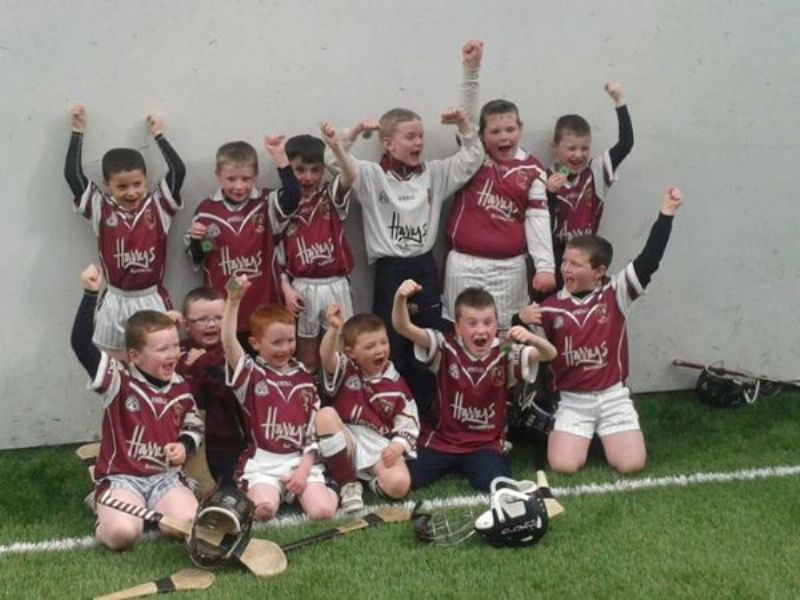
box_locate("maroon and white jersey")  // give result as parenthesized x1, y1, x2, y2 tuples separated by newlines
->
(325, 353, 419, 454)
(414, 330, 537, 454)
(279, 182, 354, 279)
(540, 263, 644, 393)
(191, 188, 290, 331)
(227, 354, 319, 459)
(75, 180, 179, 292)
(447, 151, 552, 270)
(548, 151, 615, 256)
(89, 353, 203, 480)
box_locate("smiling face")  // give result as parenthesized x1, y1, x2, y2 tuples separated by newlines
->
(383, 119, 424, 167)
(481, 112, 523, 163)
(345, 328, 390, 378)
(128, 326, 181, 381)
(454, 305, 498, 358)
(561, 247, 606, 294)
(184, 298, 225, 348)
(552, 132, 592, 175)
(250, 322, 296, 370)
(290, 158, 325, 198)
(216, 163, 257, 203)
(106, 169, 148, 210)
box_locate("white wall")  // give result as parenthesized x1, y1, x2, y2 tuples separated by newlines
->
(1, 0, 798, 449)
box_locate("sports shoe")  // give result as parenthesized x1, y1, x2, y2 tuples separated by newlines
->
(340, 481, 364, 513)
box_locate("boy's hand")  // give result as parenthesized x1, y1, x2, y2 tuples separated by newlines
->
(660, 187, 683, 216)
(164, 442, 186, 466)
(70, 104, 86, 133)
(507, 325, 536, 345)
(165, 310, 183, 325)
(184, 347, 207, 367)
(325, 304, 345, 330)
(440, 107, 468, 128)
(518, 302, 543, 326)
(395, 279, 422, 300)
(546, 171, 568, 193)
(283, 463, 310, 496)
(281, 281, 306, 317)
(381, 442, 404, 468)
(462, 39, 484, 70)
(80, 264, 103, 292)
(320, 121, 341, 147)
(188, 221, 209, 240)
(146, 114, 164, 137)
(532, 272, 556, 294)
(264, 134, 287, 160)
(225, 275, 251, 301)
(604, 82, 625, 107)
(350, 118, 380, 141)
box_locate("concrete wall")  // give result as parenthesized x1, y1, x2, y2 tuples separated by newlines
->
(1, 0, 798, 449)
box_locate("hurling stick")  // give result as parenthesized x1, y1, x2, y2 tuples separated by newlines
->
(97, 491, 287, 578)
(673, 358, 800, 390)
(536, 470, 565, 518)
(280, 504, 417, 552)
(94, 569, 214, 600)
(76, 442, 101, 481)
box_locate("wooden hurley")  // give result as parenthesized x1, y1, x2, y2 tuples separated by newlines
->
(97, 491, 287, 578)
(536, 470, 565, 518)
(94, 569, 214, 600)
(280, 504, 417, 552)
(76, 442, 101, 482)
(673, 358, 800, 390)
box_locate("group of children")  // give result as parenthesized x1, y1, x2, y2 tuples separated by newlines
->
(66, 39, 683, 551)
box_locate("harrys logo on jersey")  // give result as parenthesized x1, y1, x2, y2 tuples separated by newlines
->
(388, 212, 427, 246)
(218, 246, 262, 277)
(451, 391, 495, 430)
(126, 425, 167, 469)
(295, 238, 335, 266)
(476, 179, 518, 221)
(114, 239, 156, 271)
(261, 406, 304, 447)
(561, 336, 608, 370)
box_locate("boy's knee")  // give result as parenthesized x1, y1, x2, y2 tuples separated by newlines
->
(609, 455, 646, 474)
(254, 501, 277, 522)
(378, 472, 411, 499)
(315, 407, 340, 432)
(304, 502, 337, 521)
(97, 520, 142, 550)
(548, 453, 586, 475)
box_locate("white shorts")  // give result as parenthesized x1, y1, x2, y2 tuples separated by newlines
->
(240, 448, 326, 501)
(94, 285, 167, 353)
(442, 251, 528, 330)
(344, 425, 415, 479)
(553, 383, 641, 439)
(293, 276, 353, 339)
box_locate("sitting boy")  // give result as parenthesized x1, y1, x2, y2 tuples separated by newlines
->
(221, 275, 337, 521)
(278, 123, 356, 376)
(64, 105, 185, 360)
(316, 305, 419, 513)
(177, 287, 247, 492)
(392, 282, 556, 491)
(534, 188, 683, 474)
(71, 264, 203, 550)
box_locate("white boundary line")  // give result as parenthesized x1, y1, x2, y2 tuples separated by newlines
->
(3, 464, 799, 556)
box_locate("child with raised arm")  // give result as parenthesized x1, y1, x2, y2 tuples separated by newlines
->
(64, 105, 186, 359)
(392, 281, 556, 491)
(187, 137, 300, 348)
(315, 305, 419, 513)
(533, 188, 683, 475)
(71, 265, 203, 551)
(546, 83, 634, 285)
(221, 275, 337, 521)
(177, 287, 247, 492)
(443, 42, 556, 331)
(277, 122, 357, 376)
(327, 40, 485, 410)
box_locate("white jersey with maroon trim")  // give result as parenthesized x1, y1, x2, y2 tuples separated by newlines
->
(279, 181, 354, 279)
(325, 353, 419, 453)
(75, 180, 179, 291)
(89, 353, 203, 480)
(447, 150, 552, 266)
(414, 330, 537, 454)
(540, 263, 644, 393)
(548, 151, 615, 256)
(191, 188, 290, 331)
(227, 354, 319, 460)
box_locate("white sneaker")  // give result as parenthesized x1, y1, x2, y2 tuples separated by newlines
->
(340, 481, 364, 513)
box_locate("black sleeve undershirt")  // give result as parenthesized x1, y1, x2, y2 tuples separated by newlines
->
(71, 290, 101, 376)
(64, 132, 89, 198)
(155, 134, 185, 198)
(187, 238, 205, 265)
(632, 212, 673, 288)
(608, 105, 633, 171)
(276, 165, 300, 215)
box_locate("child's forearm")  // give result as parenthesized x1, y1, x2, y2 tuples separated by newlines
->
(609, 105, 633, 171)
(71, 290, 101, 376)
(460, 62, 480, 127)
(64, 132, 89, 197)
(155, 135, 186, 198)
(525, 209, 555, 273)
(528, 333, 557, 363)
(391, 296, 430, 348)
(631, 212, 673, 287)
(221, 299, 244, 368)
(277, 165, 301, 215)
(327, 142, 356, 192)
(319, 326, 340, 374)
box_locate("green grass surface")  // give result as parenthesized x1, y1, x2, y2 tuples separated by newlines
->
(1, 391, 799, 599)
